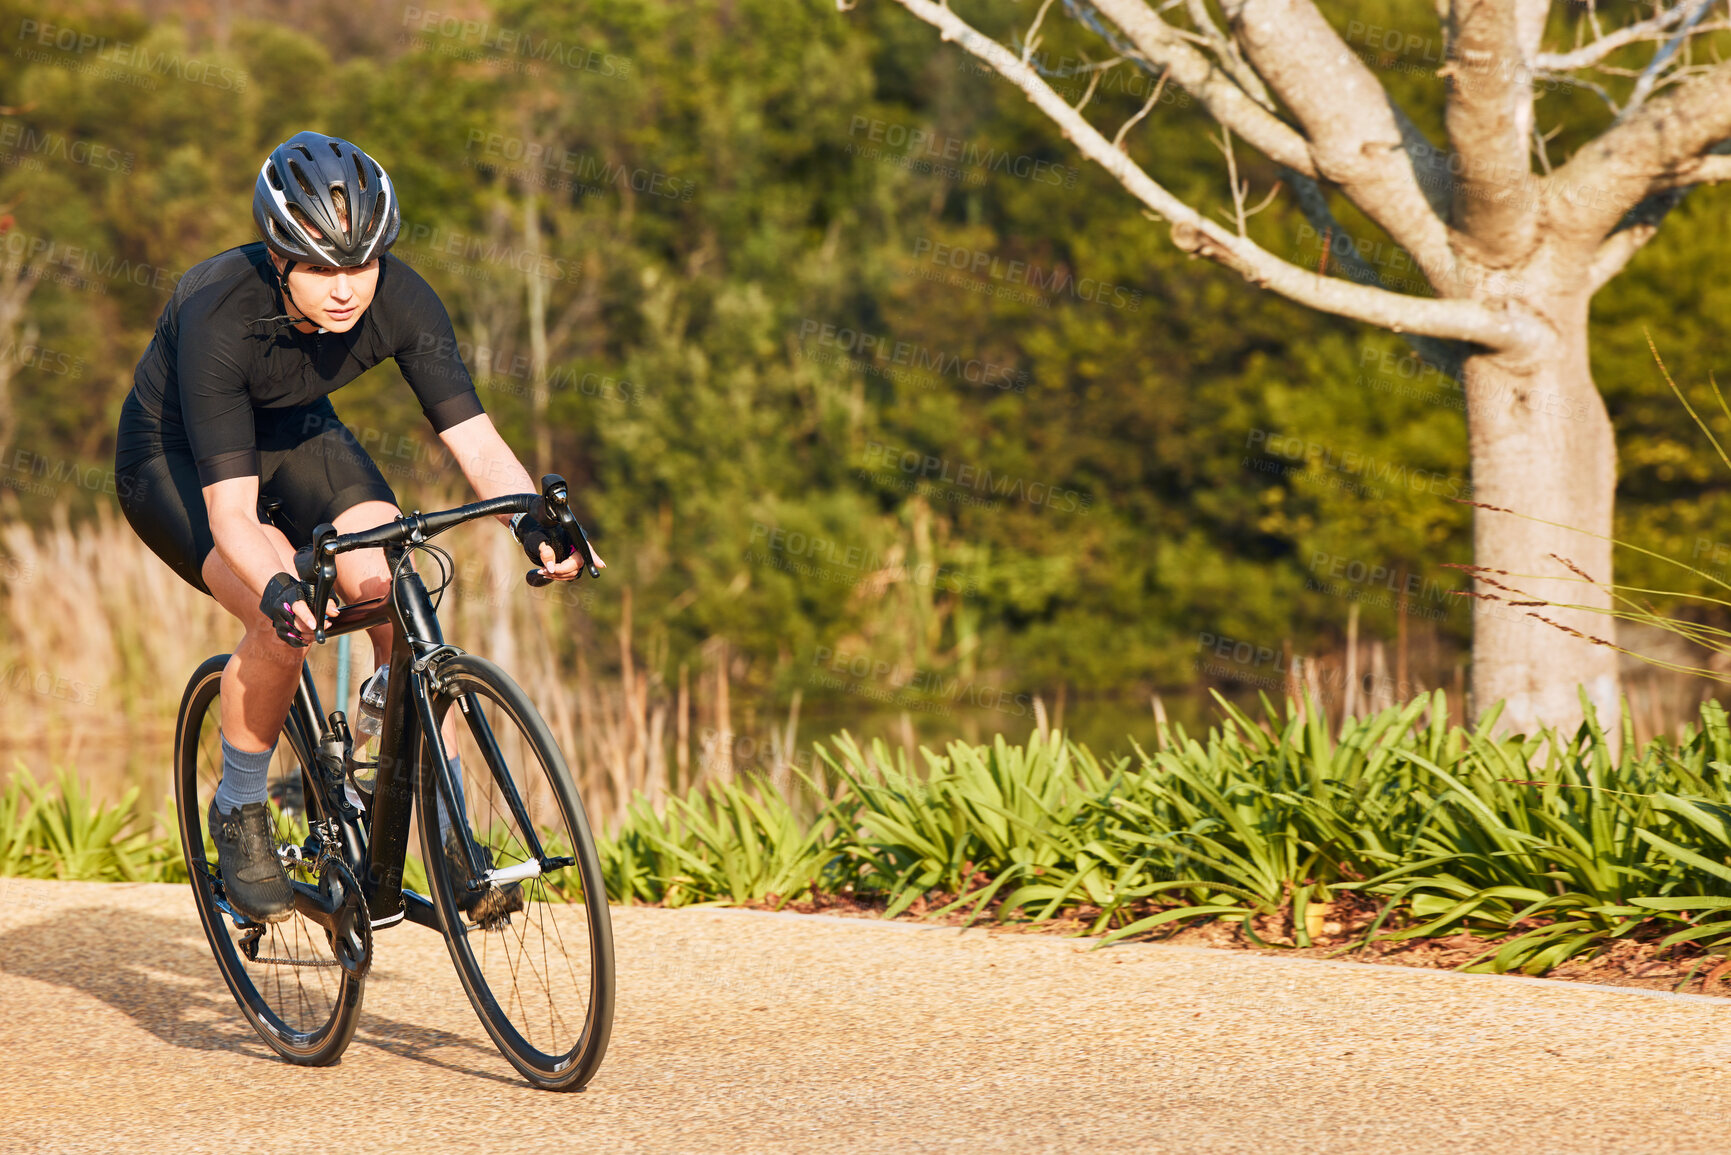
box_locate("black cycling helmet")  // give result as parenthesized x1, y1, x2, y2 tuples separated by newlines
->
(252, 131, 399, 267)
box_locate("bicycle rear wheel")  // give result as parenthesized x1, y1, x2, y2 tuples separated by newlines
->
(418, 654, 614, 1090)
(174, 655, 363, 1065)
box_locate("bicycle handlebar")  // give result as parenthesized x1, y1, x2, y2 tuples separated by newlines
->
(292, 473, 600, 643)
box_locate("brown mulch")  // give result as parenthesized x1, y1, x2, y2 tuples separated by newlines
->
(720, 888, 1731, 998)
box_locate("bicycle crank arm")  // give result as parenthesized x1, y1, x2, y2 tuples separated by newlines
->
(288, 880, 348, 934)
(287, 861, 373, 979)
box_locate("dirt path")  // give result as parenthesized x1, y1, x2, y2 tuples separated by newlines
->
(4, 878, 1731, 1153)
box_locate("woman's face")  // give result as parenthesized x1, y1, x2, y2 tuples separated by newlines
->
(273, 255, 380, 332)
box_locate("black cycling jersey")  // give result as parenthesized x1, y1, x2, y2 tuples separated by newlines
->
(124, 241, 483, 485)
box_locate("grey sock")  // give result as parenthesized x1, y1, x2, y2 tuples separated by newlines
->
(214, 734, 278, 814)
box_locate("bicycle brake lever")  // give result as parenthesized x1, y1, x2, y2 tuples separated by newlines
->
(304, 522, 339, 643)
(536, 474, 601, 581)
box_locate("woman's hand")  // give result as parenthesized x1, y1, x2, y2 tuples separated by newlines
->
(436, 413, 607, 582)
(534, 538, 606, 582)
(260, 572, 339, 646)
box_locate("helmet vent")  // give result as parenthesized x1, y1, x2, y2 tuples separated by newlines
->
(285, 159, 318, 200)
(292, 144, 314, 161)
(355, 160, 369, 192)
(363, 192, 387, 241)
(286, 203, 323, 244)
(265, 163, 284, 192)
(329, 140, 344, 158)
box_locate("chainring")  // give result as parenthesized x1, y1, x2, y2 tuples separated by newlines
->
(320, 857, 373, 979)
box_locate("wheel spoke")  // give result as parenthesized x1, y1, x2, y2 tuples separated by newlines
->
(424, 661, 612, 1084)
(176, 661, 360, 1063)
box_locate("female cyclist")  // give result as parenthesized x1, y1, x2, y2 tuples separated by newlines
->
(114, 131, 601, 923)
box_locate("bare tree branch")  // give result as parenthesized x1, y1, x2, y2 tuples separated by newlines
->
(1621, 0, 1717, 119)
(1209, 0, 1456, 277)
(1654, 151, 1731, 187)
(890, 0, 1541, 349)
(1111, 72, 1165, 148)
(1087, 0, 1467, 376)
(1545, 58, 1731, 245)
(1072, 0, 1319, 176)
(1586, 140, 1731, 290)
(1534, 1, 1710, 71)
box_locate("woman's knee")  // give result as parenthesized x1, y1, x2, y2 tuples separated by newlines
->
(202, 526, 303, 639)
(333, 501, 400, 603)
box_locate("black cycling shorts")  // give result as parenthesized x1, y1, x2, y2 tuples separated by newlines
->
(116, 397, 398, 595)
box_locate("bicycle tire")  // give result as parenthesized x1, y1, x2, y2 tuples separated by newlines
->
(174, 654, 364, 1066)
(417, 653, 615, 1090)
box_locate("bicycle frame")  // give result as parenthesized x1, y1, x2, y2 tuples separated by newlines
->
(279, 550, 462, 932)
(263, 475, 596, 933)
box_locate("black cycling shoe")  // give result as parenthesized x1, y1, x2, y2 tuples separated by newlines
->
(208, 800, 295, 924)
(443, 825, 524, 929)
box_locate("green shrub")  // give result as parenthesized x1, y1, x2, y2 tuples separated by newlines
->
(18, 694, 1731, 980)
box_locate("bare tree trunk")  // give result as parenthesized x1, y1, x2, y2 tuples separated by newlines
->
(522, 190, 552, 478)
(1465, 282, 1618, 735)
(0, 258, 42, 459)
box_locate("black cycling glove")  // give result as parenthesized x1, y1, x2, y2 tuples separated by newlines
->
(513, 508, 576, 569)
(260, 571, 313, 647)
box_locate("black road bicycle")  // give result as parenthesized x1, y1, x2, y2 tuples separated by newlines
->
(172, 474, 615, 1090)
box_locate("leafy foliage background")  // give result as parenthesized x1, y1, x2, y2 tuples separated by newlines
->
(0, 0, 1724, 728)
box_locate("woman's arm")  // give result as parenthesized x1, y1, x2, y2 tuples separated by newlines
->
(438, 413, 604, 580)
(203, 475, 330, 634)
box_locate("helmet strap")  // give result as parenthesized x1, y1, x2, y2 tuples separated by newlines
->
(273, 259, 328, 335)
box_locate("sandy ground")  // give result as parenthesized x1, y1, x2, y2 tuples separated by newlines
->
(5, 878, 1731, 1153)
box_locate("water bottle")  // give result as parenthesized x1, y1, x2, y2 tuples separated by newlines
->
(355, 664, 390, 740)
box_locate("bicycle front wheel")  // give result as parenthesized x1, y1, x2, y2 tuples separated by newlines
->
(174, 655, 363, 1065)
(418, 654, 614, 1090)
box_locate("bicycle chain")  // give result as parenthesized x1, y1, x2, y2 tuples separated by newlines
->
(239, 820, 370, 974)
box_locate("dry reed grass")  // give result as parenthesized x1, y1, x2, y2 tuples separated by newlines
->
(0, 506, 793, 829)
(0, 511, 1718, 825)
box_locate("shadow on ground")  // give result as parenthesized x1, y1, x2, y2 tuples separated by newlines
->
(0, 906, 516, 1085)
